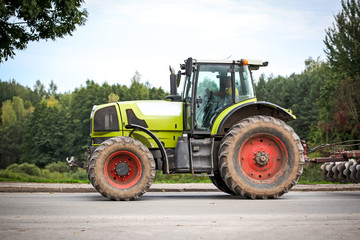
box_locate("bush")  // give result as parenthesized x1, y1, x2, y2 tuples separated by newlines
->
(70, 169, 88, 181)
(0, 169, 39, 182)
(298, 163, 325, 184)
(45, 161, 70, 173)
(6, 163, 41, 176)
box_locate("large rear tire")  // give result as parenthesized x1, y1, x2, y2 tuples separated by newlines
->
(209, 172, 236, 195)
(88, 137, 156, 201)
(219, 116, 304, 199)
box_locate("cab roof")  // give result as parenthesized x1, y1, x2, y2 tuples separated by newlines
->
(194, 59, 268, 67)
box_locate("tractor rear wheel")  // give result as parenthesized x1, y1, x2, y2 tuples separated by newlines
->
(209, 172, 236, 195)
(88, 137, 155, 200)
(219, 116, 304, 199)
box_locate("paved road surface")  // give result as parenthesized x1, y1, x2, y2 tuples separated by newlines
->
(0, 191, 359, 240)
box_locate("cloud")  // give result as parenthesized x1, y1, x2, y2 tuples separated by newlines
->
(0, 0, 342, 92)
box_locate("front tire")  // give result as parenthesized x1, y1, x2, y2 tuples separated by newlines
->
(88, 137, 155, 201)
(219, 116, 304, 199)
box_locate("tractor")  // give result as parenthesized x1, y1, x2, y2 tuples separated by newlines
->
(69, 57, 305, 200)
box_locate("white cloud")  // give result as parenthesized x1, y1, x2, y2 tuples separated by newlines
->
(0, 0, 342, 92)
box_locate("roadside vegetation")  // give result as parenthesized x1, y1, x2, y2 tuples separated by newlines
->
(0, 160, 326, 184)
(0, 161, 213, 184)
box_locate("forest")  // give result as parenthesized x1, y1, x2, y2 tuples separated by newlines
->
(0, 73, 167, 169)
(0, 0, 359, 177)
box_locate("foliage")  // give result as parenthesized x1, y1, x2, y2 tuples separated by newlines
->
(324, 0, 360, 78)
(6, 163, 41, 176)
(0, 121, 27, 169)
(0, 166, 329, 184)
(0, 162, 88, 183)
(45, 161, 70, 173)
(1, 100, 16, 127)
(312, 0, 360, 145)
(21, 99, 67, 167)
(0, 96, 33, 168)
(297, 164, 327, 184)
(0, 0, 88, 62)
(0, 71, 168, 169)
(108, 93, 119, 103)
(0, 168, 89, 183)
(129, 71, 150, 100)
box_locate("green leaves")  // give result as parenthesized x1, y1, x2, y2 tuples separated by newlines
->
(324, 0, 360, 77)
(0, 71, 168, 169)
(319, 0, 360, 145)
(0, 0, 88, 62)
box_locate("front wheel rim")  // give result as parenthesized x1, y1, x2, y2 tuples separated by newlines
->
(104, 151, 142, 189)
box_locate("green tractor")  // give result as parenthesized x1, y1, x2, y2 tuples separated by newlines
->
(74, 57, 305, 200)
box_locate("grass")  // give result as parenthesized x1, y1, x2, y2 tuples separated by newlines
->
(0, 162, 90, 183)
(298, 163, 329, 184)
(154, 171, 211, 183)
(0, 161, 333, 184)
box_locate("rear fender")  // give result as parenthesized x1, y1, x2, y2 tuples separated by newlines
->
(211, 101, 296, 136)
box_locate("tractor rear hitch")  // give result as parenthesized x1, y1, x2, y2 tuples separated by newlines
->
(66, 156, 85, 169)
(302, 140, 360, 164)
(307, 151, 360, 164)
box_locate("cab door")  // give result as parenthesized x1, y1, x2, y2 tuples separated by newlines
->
(193, 64, 234, 132)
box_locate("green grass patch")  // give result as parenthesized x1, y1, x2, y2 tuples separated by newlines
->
(154, 171, 211, 183)
(0, 162, 90, 183)
(0, 160, 334, 184)
(298, 164, 329, 184)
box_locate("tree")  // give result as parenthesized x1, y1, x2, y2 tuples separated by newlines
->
(0, 0, 88, 62)
(33, 80, 47, 101)
(108, 93, 119, 103)
(0, 79, 40, 123)
(254, 74, 268, 101)
(48, 80, 58, 97)
(0, 100, 16, 128)
(315, 0, 360, 144)
(324, 0, 360, 77)
(0, 96, 32, 168)
(21, 98, 68, 167)
(129, 71, 149, 100)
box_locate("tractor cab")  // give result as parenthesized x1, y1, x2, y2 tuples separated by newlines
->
(169, 58, 268, 133)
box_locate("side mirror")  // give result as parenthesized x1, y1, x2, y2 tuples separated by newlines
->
(185, 57, 193, 77)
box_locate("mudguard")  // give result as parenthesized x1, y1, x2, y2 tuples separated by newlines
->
(211, 101, 296, 135)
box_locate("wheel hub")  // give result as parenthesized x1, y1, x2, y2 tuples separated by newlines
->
(254, 151, 270, 166)
(116, 162, 130, 176)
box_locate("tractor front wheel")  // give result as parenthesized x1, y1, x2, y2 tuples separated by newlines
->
(219, 116, 304, 199)
(88, 137, 155, 201)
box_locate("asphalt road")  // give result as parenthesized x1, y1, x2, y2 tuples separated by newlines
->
(0, 191, 359, 240)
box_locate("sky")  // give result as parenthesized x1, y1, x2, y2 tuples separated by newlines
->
(0, 0, 342, 93)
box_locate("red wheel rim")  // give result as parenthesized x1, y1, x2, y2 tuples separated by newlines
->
(238, 133, 288, 183)
(104, 151, 142, 189)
